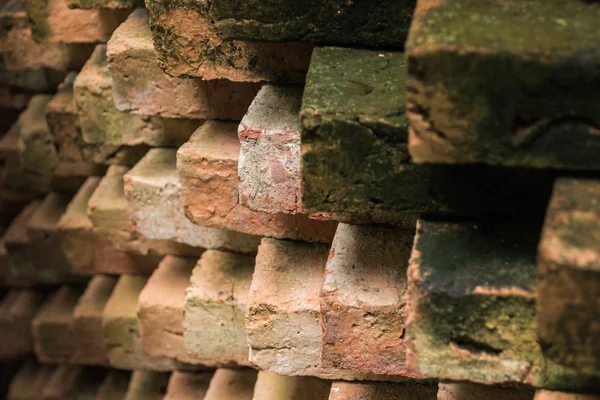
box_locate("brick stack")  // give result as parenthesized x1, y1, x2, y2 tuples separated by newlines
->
(0, 0, 599, 399)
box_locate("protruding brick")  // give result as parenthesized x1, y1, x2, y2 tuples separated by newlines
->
(204, 369, 257, 400)
(406, 0, 600, 170)
(146, 1, 312, 82)
(407, 219, 600, 391)
(107, 9, 259, 120)
(22, 0, 130, 43)
(0, 289, 44, 359)
(71, 275, 116, 365)
(124, 149, 260, 253)
(201, 0, 412, 47)
(0, 66, 66, 93)
(238, 85, 303, 214)
(0, 123, 46, 194)
(42, 365, 106, 400)
(301, 47, 553, 215)
(89, 164, 203, 259)
(102, 274, 184, 371)
(537, 178, 600, 375)
(96, 371, 131, 400)
(253, 372, 331, 400)
(123, 371, 170, 400)
(67, 0, 139, 10)
(320, 223, 418, 377)
(177, 121, 337, 242)
(138, 256, 201, 365)
(58, 177, 159, 275)
(438, 382, 534, 400)
(184, 250, 254, 367)
(534, 391, 600, 400)
(7, 361, 54, 400)
(164, 372, 212, 400)
(31, 285, 82, 363)
(329, 381, 437, 400)
(73, 45, 202, 147)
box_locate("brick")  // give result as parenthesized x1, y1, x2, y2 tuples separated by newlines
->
(146, 1, 312, 82)
(107, 9, 260, 120)
(67, 0, 140, 10)
(70, 275, 116, 365)
(406, 219, 600, 391)
(23, 0, 130, 43)
(125, 149, 260, 253)
(0, 0, 94, 71)
(204, 369, 257, 400)
(7, 360, 54, 400)
(0, 289, 43, 359)
(184, 250, 253, 367)
(535, 391, 600, 400)
(164, 371, 212, 400)
(537, 178, 600, 375)
(406, 0, 600, 170)
(320, 223, 419, 378)
(42, 365, 106, 400)
(0, 66, 66, 93)
(329, 381, 437, 400)
(102, 274, 185, 371)
(138, 256, 202, 365)
(89, 164, 203, 259)
(73, 45, 202, 147)
(96, 371, 131, 400)
(177, 121, 337, 242)
(123, 371, 170, 400)
(0, 188, 34, 230)
(238, 85, 302, 214)
(252, 372, 331, 400)
(301, 46, 554, 215)
(58, 177, 159, 275)
(31, 285, 81, 363)
(438, 382, 534, 400)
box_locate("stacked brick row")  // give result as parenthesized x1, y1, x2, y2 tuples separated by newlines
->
(0, 0, 599, 399)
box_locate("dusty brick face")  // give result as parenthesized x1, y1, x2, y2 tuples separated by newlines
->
(203, 369, 257, 400)
(42, 365, 106, 400)
(537, 178, 600, 376)
(23, 0, 130, 43)
(406, 219, 600, 391)
(534, 391, 600, 400)
(406, 1, 600, 169)
(0, 289, 44, 359)
(123, 371, 170, 400)
(164, 372, 212, 400)
(184, 250, 254, 367)
(124, 149, 260, 253)
(252, 372, 331, 400)
(328, 381, 437, 400)
(146, 0, 313, 82)
(320, 223, 419, 378)
(96, 371, 131, 400)
(107, 9, 260, 120)
(0, 65, 67, 93)
(238, 85, 303, 214)
(437, 382, 534, 400)
(177, 121, 337, 242)
(7, 361, 55, 400)
(74, 45, 203, 147)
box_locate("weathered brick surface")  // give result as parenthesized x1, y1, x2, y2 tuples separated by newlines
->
(0, 66, 67, 93)
(238, 85, 303, 214)
(437, 382, 534, 400)
(184, 250, 253, 367)
(124, 149, 260, 253)
(164, 371, 212, 400)
(102, 274, 185, 371)
(406, 0, 600, 169)
(7, 361, 54, 400)
(177, 121, 337, 242)
(42, 365, 105, 400)
(328, 381, 437, 400)
(123, 371, 170, 400)
(321, 223, 418, 377)
(0, 289, 43, 359)
(67, 0, 140, 10)
(31, 285, 81, 363)
(407, 219, 600, 391)
(301, 46, 554, 215)
(534, 391, 600, 400)
(146, 0, 312, 82)
(252, 372, 331, 400)
(70, 275, 116, 365)
(537, 178, 600, 376)
(73, 45, 202, 147)
(23, 0, 130, 43)
(96, 371, 131, 400)
(58, 177, 159, 275)
(203, 0, 413, 47)
(0, 122, 45, 194)
(107, 9, 260, 120)
(138, 256, 202, 365)
(89, 164, 203, 259)
(203, 369, 257, 400)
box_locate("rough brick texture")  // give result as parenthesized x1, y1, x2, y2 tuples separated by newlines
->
(96, 371, 131, 400)
(164, 372, 212, 400)
(252, 372, 331, 400)
(7, 361, 54, 400)
(203, 369, 257, 400)
(0, 289, 43, 359)
(534, 391, 600, 400)
(67, 0, 139, 10)
(124, 148, 260, 253)
(437, 382, 534, 400)
(123, 371, 170, 400)
(406, 0, 600, 169)
(328, 381, 437, 400)
(177, 121, 337, 242)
